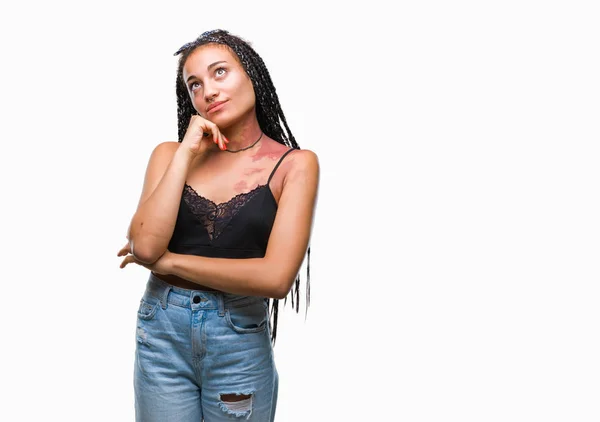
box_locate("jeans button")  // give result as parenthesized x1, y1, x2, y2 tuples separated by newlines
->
(193, 296, 201, 304)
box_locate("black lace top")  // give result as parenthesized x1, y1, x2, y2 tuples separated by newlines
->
(167, 148, 298, 343)
(168, 148, 294, 258)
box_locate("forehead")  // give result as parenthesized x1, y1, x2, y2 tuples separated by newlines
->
(183, 44, 240, 76)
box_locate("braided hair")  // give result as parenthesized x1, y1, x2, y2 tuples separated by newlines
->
(173, 29, 310, 346)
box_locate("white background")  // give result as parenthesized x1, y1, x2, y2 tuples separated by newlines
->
(1, 1, 599, 421)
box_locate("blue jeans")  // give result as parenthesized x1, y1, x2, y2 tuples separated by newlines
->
(134, 273, 278, 421)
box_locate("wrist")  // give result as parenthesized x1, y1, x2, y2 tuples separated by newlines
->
(165, 251, 179, 275)
(174, 144, 196, 164)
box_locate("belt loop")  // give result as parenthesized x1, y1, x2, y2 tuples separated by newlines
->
(160, 285, 172, 310)
(218, 293, 225, 317)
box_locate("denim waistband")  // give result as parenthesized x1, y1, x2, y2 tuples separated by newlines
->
(144, 273, 267, 316)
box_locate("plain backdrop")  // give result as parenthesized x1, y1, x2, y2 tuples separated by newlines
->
(1, 1, 599, 421)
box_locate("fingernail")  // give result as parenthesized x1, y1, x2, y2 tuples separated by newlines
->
(225, 137, 229, 143)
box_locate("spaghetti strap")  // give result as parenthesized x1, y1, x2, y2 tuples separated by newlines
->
(267, 148, 296, 185)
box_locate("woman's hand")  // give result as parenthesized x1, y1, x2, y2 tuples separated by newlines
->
(117, 242, 173, 275)
(181, 114, 229, 155)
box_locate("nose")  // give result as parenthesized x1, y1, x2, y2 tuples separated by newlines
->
(204, 82, 219, 103)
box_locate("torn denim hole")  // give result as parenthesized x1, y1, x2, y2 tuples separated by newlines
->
(136, 327, 147, 344)
(218, 392, 254, 419)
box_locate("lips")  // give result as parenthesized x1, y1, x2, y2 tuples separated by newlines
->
(206, 100, 228, 113)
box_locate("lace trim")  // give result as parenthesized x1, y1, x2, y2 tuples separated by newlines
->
(183, 183, 266, 240)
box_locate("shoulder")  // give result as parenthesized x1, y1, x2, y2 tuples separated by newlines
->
(288, 148, 319, 173)
(283, 148, 319, 186)
(142, 141, 181, 176)
(146, 141, 179, 165)
(150, 141, 179, 157)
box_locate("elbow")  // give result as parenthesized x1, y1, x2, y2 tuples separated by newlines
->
(128, 222, 169, 263)
(271, 273, 297, 300)
(130, 239, 167, 265)
(272, 288, 288, 301)
(263, 257, 301, 299)
(128, 217, 171, 264)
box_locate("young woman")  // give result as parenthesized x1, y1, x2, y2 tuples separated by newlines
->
(117, 29, 319, 421)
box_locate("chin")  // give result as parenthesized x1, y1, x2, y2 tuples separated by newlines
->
(214, 112, 248, 129)
(209, 114, 234, 129)
(208, 104, 254, 129)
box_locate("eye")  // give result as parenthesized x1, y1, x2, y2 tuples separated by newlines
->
(189, 81, 202, 91)
(215, 67, 227, 77)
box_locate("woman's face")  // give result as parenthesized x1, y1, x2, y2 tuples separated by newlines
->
(182, 44, 256, 129)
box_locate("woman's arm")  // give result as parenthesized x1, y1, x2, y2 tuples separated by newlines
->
(127, 142, 194, 264)
(167, 149, 320, 299)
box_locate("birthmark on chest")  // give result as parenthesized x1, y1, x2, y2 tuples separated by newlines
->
(233, 180, 249, 191)
(251, 143, 286, 162)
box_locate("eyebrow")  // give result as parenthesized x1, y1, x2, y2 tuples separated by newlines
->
(186, 61, 228, 83)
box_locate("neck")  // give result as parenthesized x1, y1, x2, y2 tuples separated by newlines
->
(221, 117, 263, 152)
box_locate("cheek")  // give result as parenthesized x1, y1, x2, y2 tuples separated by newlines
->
(190, 89, 207, 104)
(239, 81, 256, 108)
(242, 90, 255, 108)
(229, 72, 253, 97)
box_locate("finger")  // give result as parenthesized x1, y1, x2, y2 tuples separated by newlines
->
(195, 115, 217, 142)
(205, 125, 217, 145)
(218, 132, 226, 151)
(213, 130, 222, 149)
(192, 115, 209, 138)
(221, 133, 228, 150)
(120, 256, 134, 268)
(209, 124, 222, 148)
(117, 243, 131, 256)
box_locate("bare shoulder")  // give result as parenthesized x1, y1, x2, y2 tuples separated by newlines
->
(276, 148, 319, 208)
(150, 141, 180, 159)
(288, 148, 319, 175)
(278, 149, 319, 195)
(144, 141, 180, 171)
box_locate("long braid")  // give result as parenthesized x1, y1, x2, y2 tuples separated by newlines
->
(173, 30, 310, 346)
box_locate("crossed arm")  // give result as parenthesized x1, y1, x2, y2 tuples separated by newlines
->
(119, 144, 319, 299)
